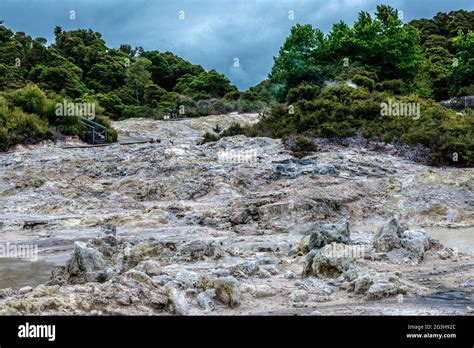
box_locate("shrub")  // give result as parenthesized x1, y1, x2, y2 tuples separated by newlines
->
(376, 79, 406, 95)
(286, 83, 321, 104)
(198, 131, 219, 145)
(283, 135, 317, 157)
(6, 84, 49, 116)
(352, 75, 375, 92)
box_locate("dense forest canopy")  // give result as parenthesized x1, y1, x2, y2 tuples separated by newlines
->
(0, 5, 472, 167)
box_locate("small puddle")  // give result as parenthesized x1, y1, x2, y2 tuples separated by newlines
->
(0, 258, 56, 290)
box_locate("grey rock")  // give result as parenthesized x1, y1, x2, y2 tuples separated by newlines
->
(289, 289, 309, 303)
(179, 240, 222, 261)
(125, 270, 154, 286)
(197, 289, 216, 311)
(353, 272, 406, 300)
(291, 219, 351, 254)
(101, 224, 117, 236)
(67, 241, 105, 274)
(298, 278, 334, 295)
(251, 284, 276, 298)
(168, 288, 188, 315)
(0, 288, 15, 299)
(366, 282, 403, 300)
(373, 219, 402, 252)
(354, 275, 374, 295)
(211, 276, 241, 308)
(438, 247, 459, 260)
(152, 275, 175, 286)
(304, 243, 358, 278)
(260, 264, 279, 275)
(65, 241, 108, 283)
(400, 229, 434, 261)
(258, 256, 278, 265)
(462, 279, 474, 288)
(141, 260, 162, 276)
(18, 286, 33, 295)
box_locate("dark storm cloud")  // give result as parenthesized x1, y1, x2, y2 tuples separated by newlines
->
(1, 0, 473, 90)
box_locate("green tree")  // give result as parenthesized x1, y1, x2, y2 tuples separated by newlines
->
(449, 30, 474, 96)
(120, 58, 153, 105)
(144, 83, 167, 106)
(270, 24, 326, 93)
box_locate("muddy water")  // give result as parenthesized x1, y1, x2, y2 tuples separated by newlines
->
(354, 224, 474, 255)
(422, 226, 474, 254)
(0, 258, 56, 290)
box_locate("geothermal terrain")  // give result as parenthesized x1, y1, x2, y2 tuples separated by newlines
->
(0, 113, 472, 315)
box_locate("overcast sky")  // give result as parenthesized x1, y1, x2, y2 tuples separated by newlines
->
(1, 0, 473, 90)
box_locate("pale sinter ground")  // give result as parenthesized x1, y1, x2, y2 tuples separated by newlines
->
(0, 112, 472, 315)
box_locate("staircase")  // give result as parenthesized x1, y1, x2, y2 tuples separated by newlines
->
(80, 117, 108, 145)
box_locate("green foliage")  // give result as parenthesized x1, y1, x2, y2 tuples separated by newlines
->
(198, 131, 220, 145)
(0, 10, 472, 163)
(410, 10, 474, 99)
(53, 27, 107, 75)
(6, 83, 50, 116)
(120, 58, 153, 105)
(376, 79, 406, 95)
(174, 70, 237, 99)
(96, 92, 125, 120)
(269, 5, 424, 99)
(86, 52, 128, 92)
(144, 84, 167, 106)
(0, 95, 52, 150)
(352, 75, 375, 92)
(284, 135, 317, 158)
(286, 83, 321, 103)
(449, 31, 474, 97)
(245, 84, 473, 167)
(270, 24, 326, 95)
(0, 21, 241, 148)
(141, 51, 205, 91)
(224, 91, 241, 101)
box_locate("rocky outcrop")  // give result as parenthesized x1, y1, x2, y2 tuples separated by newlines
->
(168, 288, 188, 315)
(373, 219, 438, 262)
(179, 240, 223, 261)
(196, 289, 216, 311)
(65, 241, 108, 284)
(304, 243, 359, 278)
(209, 277, 241, 308)
(353, 272, 409, 300)
(373, 219, 403, 252)
(291, 219, 351, 255)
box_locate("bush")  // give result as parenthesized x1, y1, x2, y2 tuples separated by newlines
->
(0, 106, 52, 148)
(286, 83, 321, 104)
(352, 75, 375, 92)
(6, 84, 50, 116)
(376, 79, 406, 95)
(0, 85, 118, 149)
(283, 135, 317, 157)
(198, 131, 219, 145)
(224, 91, 240, 101)
(221, 123, 246, 137)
